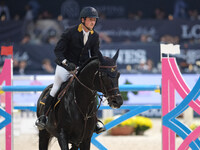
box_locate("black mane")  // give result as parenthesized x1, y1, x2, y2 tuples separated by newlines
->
(77, 56, 99, 76)
(77, 56, 118, 78)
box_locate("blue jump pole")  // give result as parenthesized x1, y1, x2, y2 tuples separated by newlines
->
(0, 85, 161, 92)
(0, 85, 46, 92)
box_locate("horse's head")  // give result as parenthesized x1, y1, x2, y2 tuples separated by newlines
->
(96, 50, 123, 108)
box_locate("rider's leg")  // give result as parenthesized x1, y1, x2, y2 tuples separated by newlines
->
(36, 65, 70, 130)
(50, 65, 71, 97)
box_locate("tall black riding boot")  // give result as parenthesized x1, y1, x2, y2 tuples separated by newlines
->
(94, 119, 106, 134)
(35, 94, 55, 130)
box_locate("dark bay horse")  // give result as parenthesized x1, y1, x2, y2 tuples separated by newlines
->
(36, 50, 123, 150)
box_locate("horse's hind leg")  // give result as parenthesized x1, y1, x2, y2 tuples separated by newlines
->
(39, 129, 51, 150)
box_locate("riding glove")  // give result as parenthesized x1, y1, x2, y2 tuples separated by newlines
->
(62, 59, 76, 71)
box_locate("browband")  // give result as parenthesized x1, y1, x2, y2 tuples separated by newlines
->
(99, 65, 117, 69)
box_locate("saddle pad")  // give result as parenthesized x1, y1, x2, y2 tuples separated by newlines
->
(39, 91, 50, 105)
(39, 92, 61, 109)
(39, 76, 74, 109)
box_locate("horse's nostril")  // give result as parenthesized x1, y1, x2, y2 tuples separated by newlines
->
(112, 100, 118, 105)
(113, 100, 122, 106)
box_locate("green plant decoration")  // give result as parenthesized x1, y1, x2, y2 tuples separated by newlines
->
(120, 79, 138, 100)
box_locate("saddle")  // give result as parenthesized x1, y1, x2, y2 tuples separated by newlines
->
(40, 76, 74, 109)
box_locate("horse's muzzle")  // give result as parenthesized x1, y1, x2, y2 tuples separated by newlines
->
(107, 94, 123, 108)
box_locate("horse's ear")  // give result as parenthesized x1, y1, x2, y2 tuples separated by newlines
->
(98, 51, 104, 63)
(112, 49, 119, 62)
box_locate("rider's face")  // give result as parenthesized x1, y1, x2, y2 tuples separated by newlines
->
(82, 17, 96, 31)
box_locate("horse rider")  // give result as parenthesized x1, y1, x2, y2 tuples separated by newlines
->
(35, 6, 106, 134)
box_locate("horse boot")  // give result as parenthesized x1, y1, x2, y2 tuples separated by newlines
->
(35, 94, 55, 130)
(94, 119, 106, 134)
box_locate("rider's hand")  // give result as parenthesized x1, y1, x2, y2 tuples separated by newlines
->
(62, 59, 76, 71)
(66, 62, 76, 71)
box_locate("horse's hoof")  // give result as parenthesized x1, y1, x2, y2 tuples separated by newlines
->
(95, 126, 106, 134)
(95, 120, 106, 134)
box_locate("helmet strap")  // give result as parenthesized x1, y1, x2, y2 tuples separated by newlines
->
(82, 22, 92, 31)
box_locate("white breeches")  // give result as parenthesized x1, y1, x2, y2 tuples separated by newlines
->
(50, 65, 71, 97)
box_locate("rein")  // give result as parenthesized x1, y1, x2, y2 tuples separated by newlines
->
(71, 70, 103, 116)
(69, 71, 103, 146)
(72, 71, 96, 94)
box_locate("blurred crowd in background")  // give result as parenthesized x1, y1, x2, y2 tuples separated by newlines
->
(1, 0, 200, 21)
(0, 0, 200, 75)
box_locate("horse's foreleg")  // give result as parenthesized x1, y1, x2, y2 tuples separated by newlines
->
(80, 138, 91, 150)
(57, 128, 69, 150)
(39, 129, 51, 150)
(70, 144, 78, 150)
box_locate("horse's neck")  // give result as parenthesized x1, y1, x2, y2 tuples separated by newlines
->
(72, 61, 99, 112)
(74, 74, 97, 113)
(78, 72, 95, 88)
(93, 72, 102, 93)
(78, 61, 99, 89)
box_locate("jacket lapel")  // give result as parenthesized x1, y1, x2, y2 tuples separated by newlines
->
(77, 24, 84, 46)
(79, 31, 84, 46)
(84, 33, 91, 47)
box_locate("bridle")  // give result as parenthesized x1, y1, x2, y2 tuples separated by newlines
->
(69, 64, 121, 114)
(98, 65, 121, 102)
(71, 65, 121, 100)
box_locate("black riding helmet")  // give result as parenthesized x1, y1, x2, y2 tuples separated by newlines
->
(80, 7, 99, 30)
(80, 6, 99, 19)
